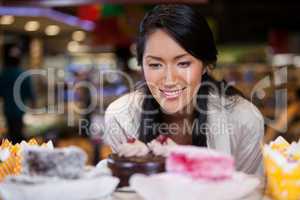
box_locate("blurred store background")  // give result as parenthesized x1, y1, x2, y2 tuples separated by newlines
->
(1, 0, 300, 165)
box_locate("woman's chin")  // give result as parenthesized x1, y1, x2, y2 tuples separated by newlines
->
(160, 105, 185, 115)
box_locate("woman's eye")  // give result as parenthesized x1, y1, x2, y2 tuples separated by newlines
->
(148, 63, 162, 68)
(178, 61, 191, 68)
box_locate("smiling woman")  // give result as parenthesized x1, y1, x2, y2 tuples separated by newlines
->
(104, 4, 264, 175)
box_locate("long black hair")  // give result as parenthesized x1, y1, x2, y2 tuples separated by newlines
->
(136, 4, 243, 146)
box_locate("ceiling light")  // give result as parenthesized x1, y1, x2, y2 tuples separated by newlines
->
(67, 41, 80, 52)
(24, 21, 40, 31)
(45, 25, 60, 36)
(0, 15, 15, 25)
(72, 30, 86, 42)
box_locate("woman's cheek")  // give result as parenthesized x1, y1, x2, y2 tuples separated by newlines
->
(187, 67, 203, 88)
(144, 69, 161, 98)
(145, 71, 158, 88)
(182, 69, 203, 103)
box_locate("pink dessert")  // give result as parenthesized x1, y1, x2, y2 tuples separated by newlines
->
(166, 146, 234, 181)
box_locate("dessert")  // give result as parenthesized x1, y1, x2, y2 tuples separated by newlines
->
(107, 153, 165, 187)
(108, 135, 171, 187)
(118, 139, 150, 157)
(166, 146, 235, 180)
(22, 146, 87, 179)
(129, 146, 260, 200)
(148, 135, 177, 157)
(263, 136, 300, 200)
(0, 139, 87, 181)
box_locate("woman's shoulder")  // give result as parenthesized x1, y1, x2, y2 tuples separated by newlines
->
(208, 92, 264, 128)
(105, 90, 144, 117)
(229, 96, 264, 132)
(235, 96, 263, 121)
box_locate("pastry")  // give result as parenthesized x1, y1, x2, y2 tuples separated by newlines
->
(166, 146, 234, 181)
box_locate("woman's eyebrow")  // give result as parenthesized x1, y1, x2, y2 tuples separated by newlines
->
(145, 53, 188, 61)
(145, 55, 163, 61)
(174, 53, 188, 60)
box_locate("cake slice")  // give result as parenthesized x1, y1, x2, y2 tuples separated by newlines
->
(166, 146, 234, 181)
(21, 146, 87, 179)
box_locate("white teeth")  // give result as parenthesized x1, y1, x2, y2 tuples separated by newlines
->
(161, 89, 184, 99)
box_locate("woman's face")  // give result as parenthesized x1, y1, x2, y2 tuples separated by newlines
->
(143, 29, 205, 114)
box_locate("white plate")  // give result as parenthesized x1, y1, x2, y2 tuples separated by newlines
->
(130, 172, 261, 200)
(113, 191, 143, 200)
(116, 187, 135, 193)
(0, 167, 119, 200)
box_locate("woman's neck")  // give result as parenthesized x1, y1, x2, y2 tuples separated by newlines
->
(161, 103, 195, 123)
(162, 111, 193, 124)
(161, 111, 194, 145)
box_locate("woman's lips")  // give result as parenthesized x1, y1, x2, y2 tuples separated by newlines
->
(159, 87, 186, 100)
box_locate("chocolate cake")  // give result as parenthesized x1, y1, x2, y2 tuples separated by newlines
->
(107, 153, 165, 187)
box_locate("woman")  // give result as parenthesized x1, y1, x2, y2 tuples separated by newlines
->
(104, 4, 264, 175)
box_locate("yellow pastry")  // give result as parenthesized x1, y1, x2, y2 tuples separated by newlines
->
(264, 137, 300, 200)
(0, 138, 47, 182)
(270, 136, 290, 153)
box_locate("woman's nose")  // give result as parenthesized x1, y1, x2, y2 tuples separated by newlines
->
(163, 65, 177, 86)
